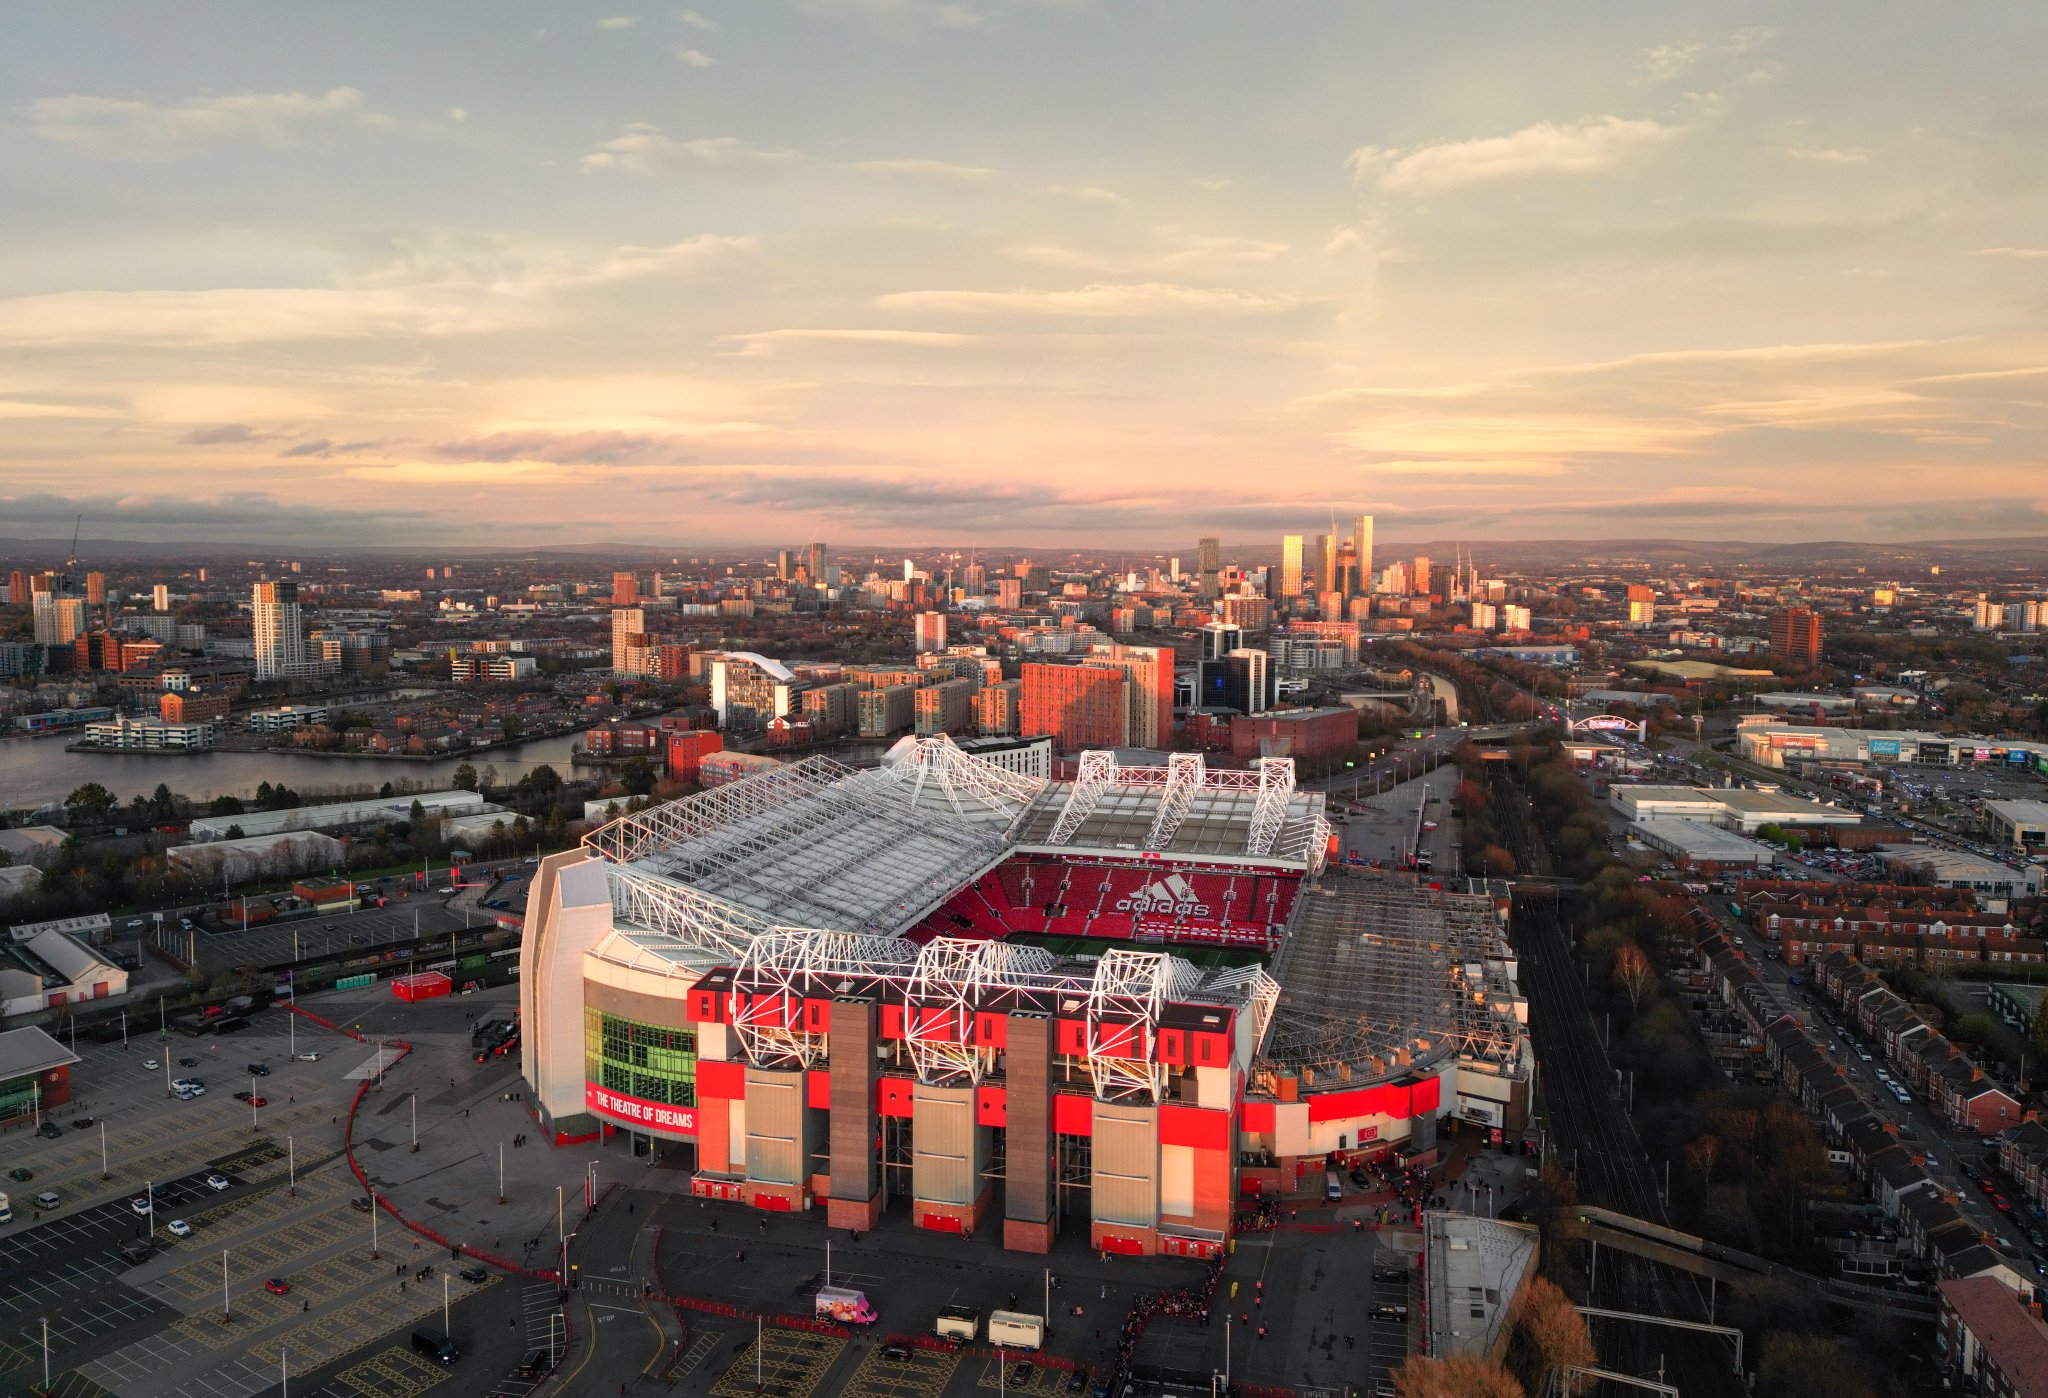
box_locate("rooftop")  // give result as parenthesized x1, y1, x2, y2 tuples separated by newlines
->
(0, 1025, 80, 1083)
(1940, 1275, 2048, 1394)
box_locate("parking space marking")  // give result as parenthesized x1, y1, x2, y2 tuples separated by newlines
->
(312, 1344, 449, 1398)
(974, 1355, 1071, 1395)
(709, 1329, 845, 1398)
(843, 1343, 960, 1398)
(41, 1369, 119, 1398)
(671, 1327, 725, 1381)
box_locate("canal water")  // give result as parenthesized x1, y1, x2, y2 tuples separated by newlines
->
(0, 731, 584, 811)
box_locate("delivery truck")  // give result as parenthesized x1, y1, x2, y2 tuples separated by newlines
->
(814, 1286, 878, 1325)
(987, 1310, 1044, 1350)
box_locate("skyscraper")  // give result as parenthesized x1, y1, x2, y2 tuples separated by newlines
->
(252, 579, 308, 680)
(152, 583, 170, 612)
(809, 541, 829, 583)
(1279, 535, 1304, 599)
(1411, 556, 1431, 597)
(611, 607, 647, 675)
(777, 549, 795, 582)
(1197, 535, 1221, 600)
(84, 572, 106, 606)
(1770, 607, 1823, 666)
(611, 572, 640, 605)
(1315, 534, 1333, 594)
(1352, 515, 1373, 595)
(914, 611, 948, 653)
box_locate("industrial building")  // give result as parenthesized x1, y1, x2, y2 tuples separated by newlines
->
(1985, 800, 2048, 856)
(0, 924, 127, 1019)
(1608, 784, 1859, 832)
(0, 1026, 79, 1118)
(168, 831, 347, 884)
(521, 737, 1529, 1258)
(1736, 726, 2048, 774)
(188, 789, 489, 842)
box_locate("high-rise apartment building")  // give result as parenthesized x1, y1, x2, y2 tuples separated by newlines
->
(610, 607, 646, 676)
(712, 653, 802, 728)
(1315, 534, 1333, 594)
(85, 572, 106, 606)
(1095, 643, 1175, 749)
(1279, 535, 1304, 599)
(809, 542, 828, 583)
(1352, 515, 1373, 595)
(1502, 603, 1532, 632)
(973, 679, 1022, 736)
(1197, 535, 1221, 600)
(1770, 607, 1823, 665)
(1020, 663, 1128, 751)
(32, 593, 85, 647)
(777, 549, 795, 582)
(914, 612, 948, 653)
(913, 678, 975, 737)
(251, 579, 309, 680)
(153, 583, 170, 612)
(611, 572, 640, 606)
(6, 570, 27, 606)
(1411, 556, 1431, 597)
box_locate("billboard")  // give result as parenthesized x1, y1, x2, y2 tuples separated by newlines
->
(584, 1081, 697, 1136)
(1868, 739, 1900, 759)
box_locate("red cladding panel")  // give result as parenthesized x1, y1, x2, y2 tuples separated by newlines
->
(1409, 1075, 1442, 1115)
(1305, 1081, 1412, 1124)
(1053, 1093, 1093, 1137)
(1056, 1019, 1088, 1056)
(803, 999, 831, 1033)
(1239, 1101, 1276, 1133)
(878, 1076, 916, 1118)
(807, 1070, 831, 1111)
(1192, 1033, 1230, 1067)
(1092, 1022, 1143, 1059)
(912, 1006, 960, 1043)
(1159, 1104, 1230, 1150)
(973, 1013, 1008, 1049)
(685, 988, 722, 1024)
(976, 1085, 1008, 1128)
(697, 1059, 746, 1101)
(1156, 1029, 1186, 1066)
(880, 1004, 905, 1040)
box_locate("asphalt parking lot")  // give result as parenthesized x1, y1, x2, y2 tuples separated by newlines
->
(190, 897, 480, 976)
(0, 999, 528, 1398)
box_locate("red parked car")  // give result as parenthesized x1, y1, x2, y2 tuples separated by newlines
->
(264, 1278, 291, 1295)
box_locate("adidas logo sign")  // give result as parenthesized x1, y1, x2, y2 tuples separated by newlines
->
(1117, 873, 1211, 918)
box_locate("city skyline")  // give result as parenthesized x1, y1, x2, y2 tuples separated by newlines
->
(4, 2, 2046, 548)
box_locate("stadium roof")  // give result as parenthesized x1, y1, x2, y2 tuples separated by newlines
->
(1010, 750, 1328, 867)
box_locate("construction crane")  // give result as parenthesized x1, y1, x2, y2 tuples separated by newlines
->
(66, 514, 82, 572)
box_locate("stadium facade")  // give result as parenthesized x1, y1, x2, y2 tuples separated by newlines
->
(520, 737, 1529, 1257)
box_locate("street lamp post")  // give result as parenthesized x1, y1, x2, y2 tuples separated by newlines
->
(370, 1189, 379, 1260)
(222, 1248, 232, 1322)
(99, 1119, 109, 1180)
(498, 1143, 505, 1205)
(288, 1136, 296, 1196)
(40, 1316, 49, 1393)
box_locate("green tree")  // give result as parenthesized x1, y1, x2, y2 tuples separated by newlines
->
(224, 824, 245, 840)
(150, 782, 177, 820)
(517, 764, 562, 796)
(452, 763, 479, 791)
(410, 798, 426, 820)
(208, 794, 245, 816)
(64, 782, 118, 825)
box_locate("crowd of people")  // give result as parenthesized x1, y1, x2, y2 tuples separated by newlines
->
(1105, 1257, 1225, 1388)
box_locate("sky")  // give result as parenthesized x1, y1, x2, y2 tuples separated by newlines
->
(2, 0, 2045, 550)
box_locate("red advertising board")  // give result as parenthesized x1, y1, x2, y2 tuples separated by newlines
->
(584, 1081, 698, 1136)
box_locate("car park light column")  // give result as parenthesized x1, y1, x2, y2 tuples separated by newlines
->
(99, 1120, 109, 1180)
(221, 1248, 231, 1323)
(370, 1189, 379, 1260)
(288, 1136, 295, 1196)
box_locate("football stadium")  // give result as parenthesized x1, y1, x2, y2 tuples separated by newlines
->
(520, 736, 1530, 1257)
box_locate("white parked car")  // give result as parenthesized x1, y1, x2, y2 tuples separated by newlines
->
(130, 1197, 153, 1216)
(143, 1058, 160, 1070)
(296, 1052, 320, 1062)
(166, 1219, 193, 1238)
(204, 1175, 231, 1192)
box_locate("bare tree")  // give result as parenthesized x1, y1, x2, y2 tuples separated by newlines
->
(1612, 942, 1655, 1009)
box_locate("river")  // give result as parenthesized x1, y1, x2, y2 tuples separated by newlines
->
(0, 732, 585, 811)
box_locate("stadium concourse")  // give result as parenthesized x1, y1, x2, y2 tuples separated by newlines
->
(519, 736, 1531, 1257)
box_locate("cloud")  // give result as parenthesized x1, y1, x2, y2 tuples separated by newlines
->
(875, 282, 1302, 317)
(675, 47, 716, 66)
(1043, 185, 1123, 203)
(447, 107, 467, 123)
(1979, 247, 2048, 259)
(677, 9, 717, 30)
(849, 158, 997, 181)
(599, 15, 639, 28)
(1366, 460, 1570, 477)
(279, 438, 389, 458)
(0, 286, 509, 347)
(724, 328, 981, 355)
(178, 423, 274, 445)
(27, 87, 387, 157)
(580, 126, 797, 173)
(1002, 232, 1291, 277)
(0, 490, 441, 543)
(1783, 145, 1869, 165)
(1351, 115, 1682, 194)
(1634, 27, 1775, 84)
(429, 430, 694, 466)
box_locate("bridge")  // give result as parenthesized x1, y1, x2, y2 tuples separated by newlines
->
(1577, 1205, 1938, 1321)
